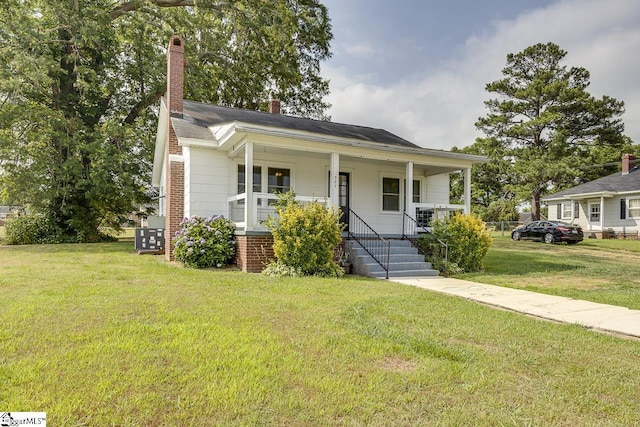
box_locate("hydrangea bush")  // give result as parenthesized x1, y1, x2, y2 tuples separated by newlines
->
(173, 215, 236, 269)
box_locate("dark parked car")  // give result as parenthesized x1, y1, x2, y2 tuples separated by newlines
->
(511, 221, 583, 244)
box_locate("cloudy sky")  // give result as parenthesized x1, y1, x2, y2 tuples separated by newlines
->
(321, 0, 640, 150)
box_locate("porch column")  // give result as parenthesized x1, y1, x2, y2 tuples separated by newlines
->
(464, 167, 472, 214)
(600, 195, 604, 231)
(405, 161, 414, 218)
(330, 152, 340, 208)
(245, 141, 254, 230)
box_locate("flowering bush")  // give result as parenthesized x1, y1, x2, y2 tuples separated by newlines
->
(173, 215, 236, 269)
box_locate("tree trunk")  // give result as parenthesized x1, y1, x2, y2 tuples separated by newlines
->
(531, 189, 542, 221)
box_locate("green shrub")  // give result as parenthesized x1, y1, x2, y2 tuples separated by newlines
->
(173, 215, 236, 269)
(263, 192, 344, 277)
(6, 214, 59, 245)
(262, 261, 303, 277)
(5, 213, 117, 245)
(418, 213, 492, 273)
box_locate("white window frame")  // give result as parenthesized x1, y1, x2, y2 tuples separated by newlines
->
(235, 160, 295, 194)
(381, 175, 401, 213)
(380, 174, 424, 214)
(404, 178, 422, 205)
(267, 167, 292, 194)
(589, 202, 601, 222)
(628, 197, 640, 219)
(561, 201, 573, 219)
(237, 164, 262, 194)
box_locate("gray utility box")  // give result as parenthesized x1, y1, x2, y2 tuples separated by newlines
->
(135, 228, 165, 254)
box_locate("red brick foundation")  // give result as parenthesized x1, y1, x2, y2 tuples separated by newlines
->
(235, 234, 275, 272)
(234, 235, 348, 273)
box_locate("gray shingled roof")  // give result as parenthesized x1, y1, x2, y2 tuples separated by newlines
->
(543, 167, 640, 200)
(173, 99, 421, 148)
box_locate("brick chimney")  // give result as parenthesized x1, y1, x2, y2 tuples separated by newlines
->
(167, 35, 184, 116)
(622, 154, 636, 175)
(268, 99, 281, 114)
(165, 35, 185, 261)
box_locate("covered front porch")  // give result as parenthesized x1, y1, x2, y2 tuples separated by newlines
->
(224, 139, 472, 236)
(554, 194, 639, 239)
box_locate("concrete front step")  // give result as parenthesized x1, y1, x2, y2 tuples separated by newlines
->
(363, 261, 434, 272)
(351, 246, 420, 256)
(369, 269, 440, 278)
(346, 239, 439, 279)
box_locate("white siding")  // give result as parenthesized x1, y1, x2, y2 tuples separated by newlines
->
(183, 146, 190, 218)
(549, 197, 640, 235)
(159, 166, 166, 216)
(603, 197, 640, 233)
(184, 147, 455, 236)
(347, 162, 402, 235)
(187, 147, 232, 218)
(425, 174, 450, 204)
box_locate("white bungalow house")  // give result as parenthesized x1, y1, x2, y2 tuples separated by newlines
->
(542, 154, 640, 239)
(152, 36, 486, 272)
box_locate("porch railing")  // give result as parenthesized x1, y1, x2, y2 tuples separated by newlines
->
(227, 192, 328, 230)
(348, 208, 390, 279)
(413, 203, 465, 227)
(402, 212, 448, 274)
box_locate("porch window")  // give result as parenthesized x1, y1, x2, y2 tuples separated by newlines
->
(629, 198, 640, 219)
(268, 167, 290, 194)
(404, 179, 421, 206)
(562, 202, 572, 219)
(382, 177, 400, 212)
(238, 165, 262, 194)
(589, 203, 601, 222)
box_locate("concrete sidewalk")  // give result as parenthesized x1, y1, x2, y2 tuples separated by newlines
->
(391, 276, 640, 340)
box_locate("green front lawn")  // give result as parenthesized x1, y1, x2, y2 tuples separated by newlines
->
(459, 235, 640, 310)
(1, 242, 639, 425)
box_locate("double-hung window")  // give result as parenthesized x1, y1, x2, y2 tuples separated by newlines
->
(562, 202, 572, 219)
(237, 165, 262, 194)
(589, 203, 601, 222)
(268, 167, 290, 194)
(382, 177, 400, 212)
(404, 179, 421, 204)
(629, 198, 640, 219)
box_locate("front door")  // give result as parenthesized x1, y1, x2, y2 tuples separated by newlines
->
(339, 172, 350, 231)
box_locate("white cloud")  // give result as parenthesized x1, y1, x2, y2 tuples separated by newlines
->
(324, 0, 640, 150)
(343, 42, 377, 57)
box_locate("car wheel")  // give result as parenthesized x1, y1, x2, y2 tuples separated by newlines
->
(512, 231, 521, 241)
(567, 240, 578, 245)
(544, 233, 554, 244)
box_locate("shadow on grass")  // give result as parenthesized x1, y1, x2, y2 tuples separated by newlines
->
(0, 241, 133, 255)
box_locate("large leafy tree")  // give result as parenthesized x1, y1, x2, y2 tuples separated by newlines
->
(451, 141, 519, 222)
(475, 42, 630, 220)
(0, 0, 332, 241)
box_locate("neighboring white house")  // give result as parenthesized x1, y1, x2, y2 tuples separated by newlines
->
(152, 36, 486, 271)
(542, 154, 640, 239)
(0, 206, 20, 225)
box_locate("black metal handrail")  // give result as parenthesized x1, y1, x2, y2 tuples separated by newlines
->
(348, 208, 390, 279)
(402, 212, 448, 273)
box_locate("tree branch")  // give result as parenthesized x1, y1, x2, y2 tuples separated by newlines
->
(110, 0, 195, 20)
(124, 86, 165, 125)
